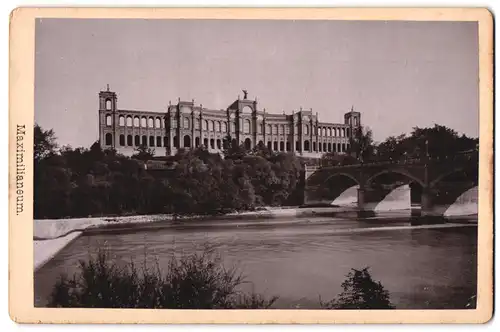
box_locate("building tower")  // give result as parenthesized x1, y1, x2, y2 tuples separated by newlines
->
(99, 84, 118, 149)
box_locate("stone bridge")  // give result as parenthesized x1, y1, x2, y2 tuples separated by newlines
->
(304, 151, 479, 216)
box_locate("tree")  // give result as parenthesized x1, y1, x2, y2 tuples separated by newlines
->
(348, 126, 375, 162)
(321, 267, 394, 309)
(132, 144, 155, 161)
(34, 124, 58, 163)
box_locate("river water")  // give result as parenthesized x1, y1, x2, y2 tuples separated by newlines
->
(34, 213, 477, 309)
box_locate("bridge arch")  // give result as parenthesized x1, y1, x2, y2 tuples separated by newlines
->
(429, 167, 469, 188)
(365, 169, 425, 188)
(324, 172, 360, 186)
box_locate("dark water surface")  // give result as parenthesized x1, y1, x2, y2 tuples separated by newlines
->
(34, 215, 477, 309)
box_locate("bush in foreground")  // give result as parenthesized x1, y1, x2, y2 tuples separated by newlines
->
(321, 267, 394, 309)
(48, 250, 278, 309)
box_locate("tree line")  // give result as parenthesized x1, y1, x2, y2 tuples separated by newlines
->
(34, 125, 305, 219)
(34, 123, 478, 219)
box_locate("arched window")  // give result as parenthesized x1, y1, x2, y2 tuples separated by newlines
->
(342, 128, 346, 137)
(347, 128, 351, 137)
(119, 135, 125, 146)
(141, 135, 147, 146)
(323, 127, 327, 136)
(173, 136, 178, 148)
(184, 135, 191, 148)
(354, 117, 358, 126)
(217, 139, 222, 149)
(105, 115, 112, 126)
(267, 141, 272, 150)
(210, 139, 215, 149)
(323, 142, 327, 151)
(328, 143, 332, 152)
(304, 125, 309, 135)
(134, 135, 140, 146)
(126, 116, 132, 127)
(195, 119, 200, 130)
(133, 117, 140, 127)
(242, 106, 252, 113)
(333, 143, 337, 152)
(313, 142, 317, 152)
(105, 133, 112, 146)
(203, 120, 208, 130)
(280, 141, 285, 151)
(295, 141, 300, 151)
(164, 137, 168, 147)
(209, 121, 214, 131)
(342, 143, 346, 152)
(244, 119, 251, 134)
(258, 123, 263, 134)
(286, 142, 291, 151)
(294, 125, 299, 134)
(328, 128, 332, 136)
(304, 140, 310, 151)
(141, 117, 147, 127)
(195, 137, 200, 147)
(106, 100, 112, 110)
(156, 136, 162, 147)
(127, 135, 132, 146)
(204, 138, 208, 147)
(222, 122, 227, 132)
(119, 116, 125, 126)
(148, 117, 154, 128)
(279, 125, 284, 135)
(216, 121, 221, 132)
(183, 117, 190, 129)
(171, 118, 178, 129)
(149, 136, 155, 147)
(155, 118, 161, 128)
(267, 124, 272, 134)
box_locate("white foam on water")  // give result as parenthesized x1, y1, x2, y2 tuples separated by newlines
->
(443, 186, 478, 217)
(374, 184, 411, 212)
(331, 185, 359, 206)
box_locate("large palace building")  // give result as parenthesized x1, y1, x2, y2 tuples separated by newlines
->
(98, 86, 361, 158)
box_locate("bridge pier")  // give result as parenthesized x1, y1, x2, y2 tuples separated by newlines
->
(420, 187, 433, 217)
(357, 187, 366, 210)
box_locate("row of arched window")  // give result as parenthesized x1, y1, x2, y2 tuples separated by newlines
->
(105, 114, 351, 138)
(104, 132, 350, 153)
(105, 115, 165, 129)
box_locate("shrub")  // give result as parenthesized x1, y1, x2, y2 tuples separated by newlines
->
(48, 249, 277, 309)
(321, 267, 394, 309)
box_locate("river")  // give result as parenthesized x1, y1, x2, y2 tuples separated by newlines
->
(34, 213, 477, 309)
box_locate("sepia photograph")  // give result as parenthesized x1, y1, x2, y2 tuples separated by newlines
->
(9, 7, 493, 324)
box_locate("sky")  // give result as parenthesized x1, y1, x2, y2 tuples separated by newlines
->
(34, 19, 479, 148)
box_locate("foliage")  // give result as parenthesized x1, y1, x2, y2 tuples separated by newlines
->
(348, 126, 375, 162)
(34, 123, 58, 163)
(34, 125, 305, 219)
(49, 249, 278, 309)
(321, 267, 394, 309)
(132, 144, 155, 161)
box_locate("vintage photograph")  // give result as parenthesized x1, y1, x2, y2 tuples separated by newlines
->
(27, 14, 487, 316)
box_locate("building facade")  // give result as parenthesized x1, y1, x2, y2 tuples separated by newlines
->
(98, 87, 361, 158)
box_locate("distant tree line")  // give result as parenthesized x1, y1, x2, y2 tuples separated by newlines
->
(320, 124, 478, 166)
